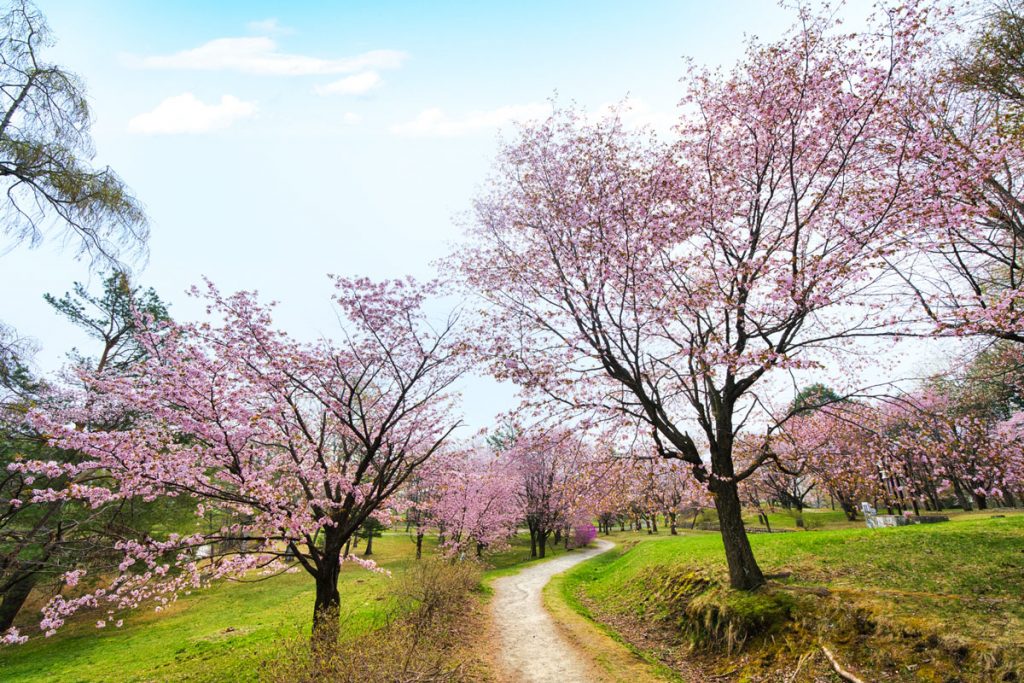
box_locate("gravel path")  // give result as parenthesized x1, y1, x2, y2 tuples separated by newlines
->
(490, 539, 614, 682)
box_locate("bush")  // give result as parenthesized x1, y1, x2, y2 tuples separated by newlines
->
(571, 524, 597, 548)
(261, 560, 482, 682)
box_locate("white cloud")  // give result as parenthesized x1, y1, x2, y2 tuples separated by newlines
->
(390, 103, 551, 137)
(342, 112, 362, 125)
(132, 38, 406, 76)
(128, 93, 256, 135)
(246, 18, 294, 35)
(314, 71, 381, 96)
(390, 99, 675, 139)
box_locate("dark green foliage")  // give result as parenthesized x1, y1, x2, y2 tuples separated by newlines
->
(44, 271, 169, 373)
(0, 272, 172, 630)
(789, 383, 843, 415)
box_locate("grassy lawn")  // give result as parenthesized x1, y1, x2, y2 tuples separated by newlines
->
(0, 533, 430, 682)
(0, 527, 623, 682)
(561, 512, 1024, 682)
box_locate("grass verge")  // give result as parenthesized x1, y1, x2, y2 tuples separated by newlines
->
(560, 513, 1024, 682)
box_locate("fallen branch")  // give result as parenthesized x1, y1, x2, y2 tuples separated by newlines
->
(821, 644, 867, 683)
(785, 650, 814, 683)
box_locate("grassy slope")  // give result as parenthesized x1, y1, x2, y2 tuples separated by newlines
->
(563, 512, 1024, 681)
(0, 530, 578, 682)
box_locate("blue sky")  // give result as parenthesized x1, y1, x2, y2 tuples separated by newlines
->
(4, 1, 891, 430)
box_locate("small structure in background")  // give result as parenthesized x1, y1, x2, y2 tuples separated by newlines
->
(861, 502, 948, 529)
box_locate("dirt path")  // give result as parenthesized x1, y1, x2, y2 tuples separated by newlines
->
(490, 539, 614, 682)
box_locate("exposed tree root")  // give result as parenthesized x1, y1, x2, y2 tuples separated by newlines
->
(821, 644, 866, 683)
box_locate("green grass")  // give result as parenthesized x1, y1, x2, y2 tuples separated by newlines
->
(0, 528, 611, 682)
(0, 533, 433, 682)
(562, 512, 1024, 681)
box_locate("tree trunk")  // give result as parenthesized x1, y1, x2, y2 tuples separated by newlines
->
(951, 478, 973, 512)
(651, 515, 658, 533)
(537, 530, 548, 558)
(669, 512, 678, 535)
(973, 493, 987, 510)
(415, 531, 424, 560)
(363, 533, 374, 556)
(0, 573, 37, 632)
(528, 524, 537, 558)
(312, 545, 342, 641)
(713, 479, 765, 591)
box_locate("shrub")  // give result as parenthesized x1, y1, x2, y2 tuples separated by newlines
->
(571, 524, 597, 548)
(261, 560, 482, 682)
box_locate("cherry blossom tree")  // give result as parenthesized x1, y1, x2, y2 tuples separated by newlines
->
(15, 276, 467, 639)
(500, 424, 609, 558)
(456, 5, 937, 589)
(782, 407, 881, 521)
(893, 1, 1024, 343)
(423, 447, 522, 558)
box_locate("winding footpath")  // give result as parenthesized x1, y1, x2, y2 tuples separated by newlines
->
(490, 539, 614, 682)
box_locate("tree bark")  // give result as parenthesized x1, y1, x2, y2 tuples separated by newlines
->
(312, 553, 342, 640)
(363, 533, 374, 556)
(951, 478, 973, 512)
(0, 573, 37, 632)
(415, 531, 424, 560)
(713, 479, 765, 591)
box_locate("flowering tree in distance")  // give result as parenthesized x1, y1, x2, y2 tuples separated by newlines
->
(424, 448, 522, 557)
(457, 6, 936, 589)
(21, 276, 467, 638)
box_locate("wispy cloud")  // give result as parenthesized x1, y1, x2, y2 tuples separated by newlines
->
(131, 38, 406, 76)
(391, 99, 675, 138)
(390, 104, 551, 137)
(128, 93, 256, 134)
(314, 71, 381, 96)
(246, 18, 294, 35)
(342, 112, 362, 125)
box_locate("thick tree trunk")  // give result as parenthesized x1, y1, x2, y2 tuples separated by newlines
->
(528, 524, 537, 558)
(537, 531, 548, 558)
(363, 533, 374, 556)
(651, 515, 658, 533)
(312, 556, 342, 640)
(669, 511, 678, 535)
(713, 480, 765, 591)
(0, 573, 37, 632)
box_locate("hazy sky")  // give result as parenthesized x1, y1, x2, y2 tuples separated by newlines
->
(4, 1, 911, 431)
